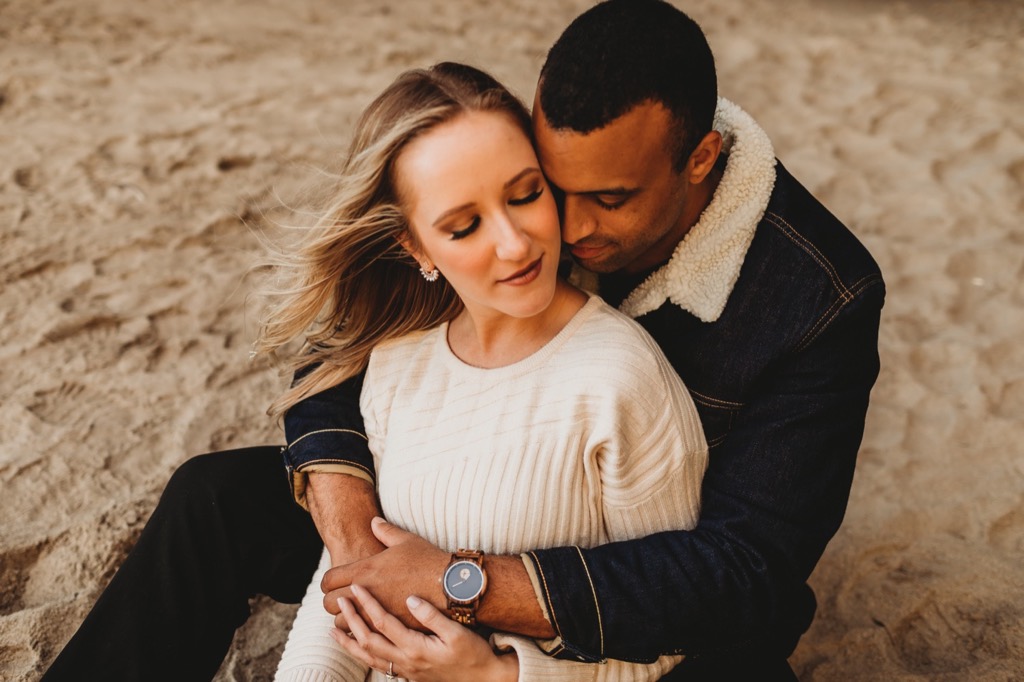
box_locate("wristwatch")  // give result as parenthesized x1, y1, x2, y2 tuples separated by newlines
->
(442, 549, 487, 625)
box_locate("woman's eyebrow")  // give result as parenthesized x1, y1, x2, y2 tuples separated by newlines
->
(431, 168, 544, 227)
(503, 167, 542, 189)
(432, 202, 475, 228)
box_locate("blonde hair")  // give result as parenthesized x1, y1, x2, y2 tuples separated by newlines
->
(257, 62, 533, 417)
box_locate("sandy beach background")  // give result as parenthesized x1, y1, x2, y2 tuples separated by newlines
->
(2, 0, 1022, 679)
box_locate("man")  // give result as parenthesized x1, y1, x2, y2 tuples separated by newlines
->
(45, 1, 883, 680)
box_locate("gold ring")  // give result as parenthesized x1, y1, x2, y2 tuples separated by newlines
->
(385, 661, 396, 681)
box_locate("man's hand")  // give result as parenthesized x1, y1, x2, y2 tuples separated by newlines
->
(306, 472, 384, 566)
(323, 517, 449, 631)
(323, 517, 556, 639)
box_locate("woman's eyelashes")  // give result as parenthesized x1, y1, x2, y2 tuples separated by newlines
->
(508, 187, 544, 206)
(448, 187, 544, 240)
(450, 216, 480, 240)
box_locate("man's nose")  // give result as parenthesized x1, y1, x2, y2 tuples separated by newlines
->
(560, 195, 597, 245)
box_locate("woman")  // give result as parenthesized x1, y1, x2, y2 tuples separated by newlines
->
(258, 62, 707, 681)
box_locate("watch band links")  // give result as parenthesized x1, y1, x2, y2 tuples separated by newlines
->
(449, 605, 477, 626)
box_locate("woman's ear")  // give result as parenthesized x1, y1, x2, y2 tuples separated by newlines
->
(396, 233, 432, 272)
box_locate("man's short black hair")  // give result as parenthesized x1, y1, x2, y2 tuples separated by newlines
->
(539, 0, 717, 171)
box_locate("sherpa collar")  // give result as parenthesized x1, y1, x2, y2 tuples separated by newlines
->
(617, 97, 776, 322)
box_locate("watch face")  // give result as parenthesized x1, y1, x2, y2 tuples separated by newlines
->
(443, 560, 485, 603)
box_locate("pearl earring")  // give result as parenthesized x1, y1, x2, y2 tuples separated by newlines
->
(419, 266, 440, 282)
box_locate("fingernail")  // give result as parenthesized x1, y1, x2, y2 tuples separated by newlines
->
(371, 516, 385, 525)
(407, 595, 422, 609)
(337, 597, 346, 610)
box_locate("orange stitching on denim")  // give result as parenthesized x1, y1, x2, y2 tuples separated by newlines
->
(525, 550, 565, 641)
(287, 428, 368, 451)
(295, 459, 375, 479)
(764, 213, 851, 300)
(849, 273, 884, 295)
(797, 274, 884, 351)
(766, 212, 851, 298)
(574, 546, 605, 659)
(689, 389, 744, 409)
(761, 211, 884, 351)
(798, 303, 846, 352)
(798, 295, 847, 350)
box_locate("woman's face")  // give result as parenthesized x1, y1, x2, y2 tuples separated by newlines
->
(395, 110, 561, 325)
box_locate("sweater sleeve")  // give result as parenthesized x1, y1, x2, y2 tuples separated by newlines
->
(490, 633, 682, 682)
(596, 343, 707, 542)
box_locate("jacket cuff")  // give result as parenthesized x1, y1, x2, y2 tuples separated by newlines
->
(521, 554, 555, 626)
(523, 548, 605, 663)
(282, 428, 373, 509)
(287, 462, 376, 511)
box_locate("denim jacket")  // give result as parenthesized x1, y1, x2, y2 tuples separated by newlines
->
(284, 102, 885, 664)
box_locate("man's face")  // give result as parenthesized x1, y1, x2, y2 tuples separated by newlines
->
(533, 98, 693, 275)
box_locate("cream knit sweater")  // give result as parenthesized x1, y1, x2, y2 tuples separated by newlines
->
(276, 296, 708, 682)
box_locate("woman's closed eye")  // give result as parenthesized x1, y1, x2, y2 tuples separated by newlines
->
(450, 216, 481, 240)
(508, 187, 544, 206)
(449, 187, 543, 240)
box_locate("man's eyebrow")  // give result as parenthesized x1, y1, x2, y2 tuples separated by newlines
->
(574, 187, 638, 197)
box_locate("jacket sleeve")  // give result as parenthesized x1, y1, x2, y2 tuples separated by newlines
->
(282, 368, 375, 509)
(524, 280, 885, 662)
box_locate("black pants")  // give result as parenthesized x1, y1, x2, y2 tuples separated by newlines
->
(43, 447, 323, 682)
(43, 447, 797, 681)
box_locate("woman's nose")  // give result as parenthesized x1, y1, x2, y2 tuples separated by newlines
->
(494, 214, 532, 261)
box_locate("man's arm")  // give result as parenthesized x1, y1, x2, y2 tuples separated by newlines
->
(307, 473, 383, 565)
(284, 370, 384, 567)
(323, 282, 883, 661)
(524, 284, 885, 662)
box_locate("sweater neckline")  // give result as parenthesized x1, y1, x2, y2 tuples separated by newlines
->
(436, 294, 602, 379)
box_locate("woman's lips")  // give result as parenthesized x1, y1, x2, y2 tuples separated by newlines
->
(498, 256, 543, 285)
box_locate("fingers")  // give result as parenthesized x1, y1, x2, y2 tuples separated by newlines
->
(404, 594, 463, 641)
(329, 626, 392, 675)
(323, 586, 349, 615)
(335, 595, 402, 669)
(370, 515, 414, 547)
(321, 565, 348, 596)
(351, 584, 428, 649)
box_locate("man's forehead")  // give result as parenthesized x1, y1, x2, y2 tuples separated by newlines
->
(532, 128, 651, 192)
(533, 109, 671, 192)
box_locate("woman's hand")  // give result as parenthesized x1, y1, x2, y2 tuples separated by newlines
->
(329, 584, 518, 682)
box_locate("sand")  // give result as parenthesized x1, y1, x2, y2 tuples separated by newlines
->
(1, 0, 1022, 679)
